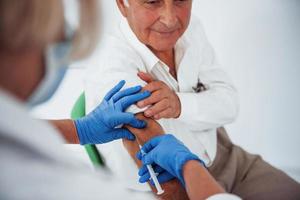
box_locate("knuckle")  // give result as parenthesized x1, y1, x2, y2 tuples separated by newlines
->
(147, 107, 153, 113)
(163, 99, 170, 107)
(121, 97, 128, 105)
(149, 96, 158, 104)
(144, 98, 151, 105)
(154, 81, 163, 88)
(158, 80, 165, 86)
(143, 85, 152, 92)
(167, 100, 171, 106)
(150, 82, 158, 89)
(152, 94, 160, 102)
(120, 99, 127, 108)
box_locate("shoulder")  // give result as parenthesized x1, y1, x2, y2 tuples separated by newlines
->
(86, 33, 145, 73)
(184, 15, 209, 46)
(181, 15, 216, 63)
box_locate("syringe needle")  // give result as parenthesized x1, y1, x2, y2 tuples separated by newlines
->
(139, 145, 164, 195)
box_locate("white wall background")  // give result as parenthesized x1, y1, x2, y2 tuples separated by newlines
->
(32, 0, 300, 182)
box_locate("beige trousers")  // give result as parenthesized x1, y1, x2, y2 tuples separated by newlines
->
(208, 128, 300, 200)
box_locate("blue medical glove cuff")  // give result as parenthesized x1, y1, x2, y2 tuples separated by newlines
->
(74, 118, 90, 145)
(175, 152, 206, 187)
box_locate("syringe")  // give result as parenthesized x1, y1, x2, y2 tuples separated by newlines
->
(139, 145, 164, 195)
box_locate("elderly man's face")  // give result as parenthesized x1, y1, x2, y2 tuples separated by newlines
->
(118, 0, 192, 52)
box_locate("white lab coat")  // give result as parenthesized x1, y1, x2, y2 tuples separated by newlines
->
(85, 16, 239, 191)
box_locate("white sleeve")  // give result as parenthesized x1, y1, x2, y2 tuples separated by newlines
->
(176, 16, 239, 131)
(206, 193, 242, 200)
(177, 64, 239, 131)
(84, 40, 148, 115)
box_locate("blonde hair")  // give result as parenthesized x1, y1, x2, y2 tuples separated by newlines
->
(0, 0, 99, 60)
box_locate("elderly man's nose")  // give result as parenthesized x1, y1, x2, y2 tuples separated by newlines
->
(160, 7, 178, 28)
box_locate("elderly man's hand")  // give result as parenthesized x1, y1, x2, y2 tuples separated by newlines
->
(137, 72, 181, 120)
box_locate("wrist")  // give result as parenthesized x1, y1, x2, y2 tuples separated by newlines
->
(74, 118, 89, 145)
(182, 159, 206, 186)
(176, 152, 204, 186)
(182, 160, 225, 199)
(183, 160, 206, 175)
(71, 120, 80, 144)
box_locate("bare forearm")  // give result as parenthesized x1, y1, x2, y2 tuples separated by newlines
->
(183, 160, 225, 200)
(49, 119, 79, 144)
(123, 113, 189, 200)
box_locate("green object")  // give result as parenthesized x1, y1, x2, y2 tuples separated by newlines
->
(70, 92, 105, 167)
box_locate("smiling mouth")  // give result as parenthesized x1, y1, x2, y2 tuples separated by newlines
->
(154, 30, 177, 36)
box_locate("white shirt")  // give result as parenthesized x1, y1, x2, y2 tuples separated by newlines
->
(85, 16, 239, 191)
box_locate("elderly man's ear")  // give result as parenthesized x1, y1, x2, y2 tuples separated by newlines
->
(116, 0, 128, 17)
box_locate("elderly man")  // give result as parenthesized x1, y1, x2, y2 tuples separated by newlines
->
(85, 0, 300, 199)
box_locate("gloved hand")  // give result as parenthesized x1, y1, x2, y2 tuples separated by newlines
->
(138, 163, 175, 185)
(136, 134, 205, 186)
(75, 80, 150, 145)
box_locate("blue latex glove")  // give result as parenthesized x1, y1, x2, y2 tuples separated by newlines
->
(75, 80, 150, 145)
(136, 134, 205, 186)
(138, 163, 175, 185)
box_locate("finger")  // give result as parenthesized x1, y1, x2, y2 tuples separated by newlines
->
(129, 119, 147, 129)
(144, 98, 169, 117)
(138, 164, 164, 177)
(109, 113, 146, 128)
(140, 136, 163, 154)
(110, 128, 135, 141)
(137, 71, 155, 83)
(139, 172, 151, 183)
(138, 165, 151, 183)
(136, 136, 164, 160)
(142, 81, 165, 93)
(138, 164, 164, 183)
(104, 80, 126, 101)
(111, 85, 142, 102)
(154, 107, 173, 120)
(121, 113, 147, 129)
(142, 148, 160, 166)
(136, 151, 143, 161)
(150, 171, 175, 185)
(153, 165, 166, 174)
(141, 155, 153, 166)
(118, 91, 151, 110)
(138, 165, 149, 176)
(137, 90, 166, 108)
